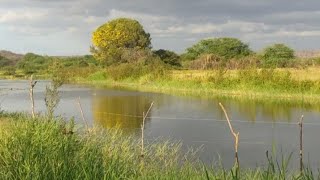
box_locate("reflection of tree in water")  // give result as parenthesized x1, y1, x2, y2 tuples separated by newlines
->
(92, 94, 152, 134)
(216, 97, 320, 122)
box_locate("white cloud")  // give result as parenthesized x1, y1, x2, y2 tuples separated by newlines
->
(190, 23, 221, 34)
(0, 9, 47, 23)
(107, 9, 175, 23)
(275, 30, 320, 37)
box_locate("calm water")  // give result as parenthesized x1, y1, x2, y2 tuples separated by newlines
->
(1, 80, 320, 168)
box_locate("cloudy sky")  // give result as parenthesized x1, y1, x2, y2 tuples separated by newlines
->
(1, 0, 320, 55)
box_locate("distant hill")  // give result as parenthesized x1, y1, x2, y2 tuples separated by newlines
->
(0, 50, 24, 66)
(295, 50, 320, 58)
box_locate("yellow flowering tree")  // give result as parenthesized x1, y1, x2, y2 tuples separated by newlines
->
(91, 18, 151, 64)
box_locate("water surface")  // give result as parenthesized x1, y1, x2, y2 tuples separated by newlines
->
(1, 80, 320, 168)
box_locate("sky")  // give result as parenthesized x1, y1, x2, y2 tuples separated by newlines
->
(0, 0, 320, 55)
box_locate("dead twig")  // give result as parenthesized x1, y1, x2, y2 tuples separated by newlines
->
(77, 97, 89, 132)
(219, 102, 240, 168)
(29, 75, 37, 119)
(298, 115, 304, 174)
(141, 102, 154, 157)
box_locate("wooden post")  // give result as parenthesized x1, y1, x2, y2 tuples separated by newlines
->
(299, 115, 304, 173)
(219, 102, 240, 168)
(29, 75, 37, 119)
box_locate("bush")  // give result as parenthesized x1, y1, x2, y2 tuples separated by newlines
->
(87, 71, 108, 81)
(261, 44, 295, 67)
(0, 56, 12, 67)
(188, 54, 222, 70)
(120, 48, 154, 64)
(183, 37, 252, 61)
(106, 59, 170, 81)
(225, 55, 260, 69)
(17, 53, 52, 74)
(2, 66, 16, 76)
(107, 63, 143, 80)
(153, 49, 181, 67)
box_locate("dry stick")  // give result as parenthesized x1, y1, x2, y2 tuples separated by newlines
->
(29, 75, 37, 119)
(219, 102, 240, 168)
(141, 102, 154, 157)
(77, 97, 89, 132)
(299, 115, 304, 173)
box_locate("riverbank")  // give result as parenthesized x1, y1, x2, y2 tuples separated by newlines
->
(71, 67, 320, 104)
(0, 111, 315, 179)
(1, 67, 320, 104)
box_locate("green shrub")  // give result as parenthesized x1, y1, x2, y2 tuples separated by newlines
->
(0, 56, 12, 67)
(153, 49, 181, 67)
(261, 44, 295, 67)
(87, 71, 108, 81)
(183, 37, 252, 61)
(106, 58, 170, 81)
(107, 63, 144, 80)
(2, 66, 16, 76)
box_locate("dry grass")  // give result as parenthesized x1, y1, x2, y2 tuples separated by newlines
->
(172, 67, 320, 82)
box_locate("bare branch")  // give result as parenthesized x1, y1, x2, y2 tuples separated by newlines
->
(77, 97, 89, 132)
(219, 102, 240, 167)
(141, 101, 154, 157)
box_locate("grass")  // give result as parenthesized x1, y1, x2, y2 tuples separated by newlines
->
(0, 111, 319, 179)
(2, 65, 320, 103)
(172, 67, 320, 82)
(64, 67, 320, 105)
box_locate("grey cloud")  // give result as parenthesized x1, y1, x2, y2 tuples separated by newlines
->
(0, 0, 320, 55)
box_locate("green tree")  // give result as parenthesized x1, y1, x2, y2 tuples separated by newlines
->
(261, 43, 295, 67)
(91, 18, 152, 64)
(0, 56, 12, 67)
(153, 49, 181, 67)
(17, 53, 50, 74)
(182, 37, 252, 61)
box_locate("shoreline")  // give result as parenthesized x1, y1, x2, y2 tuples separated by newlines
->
(71, 78, 320, 105)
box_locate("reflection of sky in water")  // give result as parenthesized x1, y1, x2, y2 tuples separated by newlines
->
(1, 80, 320, 168)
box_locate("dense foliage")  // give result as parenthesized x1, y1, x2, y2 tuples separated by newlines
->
(261, 43, 295, 67)
(182, 37, 252, 61)
(91, 18, 151, 64)
(0, 56, 12, 67)
(153, 49, 181, 67)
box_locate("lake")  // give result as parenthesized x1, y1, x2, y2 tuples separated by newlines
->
(1, 80, 320, 168)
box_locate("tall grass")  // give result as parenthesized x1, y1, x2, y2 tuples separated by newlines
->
(69, 66, 320, 101)
(0, 112, 318, 179)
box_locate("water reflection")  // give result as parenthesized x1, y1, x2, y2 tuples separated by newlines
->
(216, 97, 319, 123)
(2, 80, 320, 168)
(92, 91, 152, 133)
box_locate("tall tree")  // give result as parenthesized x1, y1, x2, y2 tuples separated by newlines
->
(91, 18, 152, 64)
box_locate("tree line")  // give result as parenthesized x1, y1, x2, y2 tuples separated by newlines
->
(1, 17, 320, 77)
